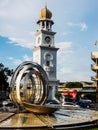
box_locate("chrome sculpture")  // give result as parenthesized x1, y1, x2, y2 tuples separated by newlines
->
(10, 61, 58, 114)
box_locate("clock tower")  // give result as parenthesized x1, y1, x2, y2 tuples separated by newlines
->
(33, 6, 59, 102)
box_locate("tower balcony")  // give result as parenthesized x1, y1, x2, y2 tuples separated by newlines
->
(91, 52, 98, 62)
(44, 66, 53, 72)
(91, 64, 98, 71)
(91, 76, 98, 81)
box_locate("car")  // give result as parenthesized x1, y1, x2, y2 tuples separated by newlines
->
(77, 102, 91, 108)
(2, 99, 14, 106)
(61, 102, 80, 108)
(45, 102, 61, 108)
(79, 98, 92, 103)
(77, 98, 92, 108)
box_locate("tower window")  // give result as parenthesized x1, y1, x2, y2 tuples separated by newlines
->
(46, 22, 49, 28)
(46, 61, 50, 66)
(42, 22, 45, 28)
(46, 54, 51, 67)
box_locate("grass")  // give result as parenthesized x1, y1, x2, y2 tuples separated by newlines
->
(79, 128, 98, 130)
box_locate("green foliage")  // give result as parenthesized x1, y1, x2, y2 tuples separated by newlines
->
(0, 63, 13, 90)
(66, 82, 83, 88)
(79, 128, 98, 130)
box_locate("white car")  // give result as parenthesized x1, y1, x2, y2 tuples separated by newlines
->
(45, 102, 61, 108)
(61, 102, 80, 108)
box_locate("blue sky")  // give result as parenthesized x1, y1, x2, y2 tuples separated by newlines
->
(0, 0, 98, 82)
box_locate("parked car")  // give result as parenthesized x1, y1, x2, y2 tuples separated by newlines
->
(79, 98, 92, 103)
(77, 102, 91, 108)
(45, 102, 61, 108)
(77, 98, 92, 108)
(61, 102, 80, 108)
(2, 99, 14, 107)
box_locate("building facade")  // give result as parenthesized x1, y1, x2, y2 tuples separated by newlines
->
(91, 51, 98, 102)
(32, 6, 59, 102)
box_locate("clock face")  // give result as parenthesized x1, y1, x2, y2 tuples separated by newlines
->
(45, 36, 51, 43)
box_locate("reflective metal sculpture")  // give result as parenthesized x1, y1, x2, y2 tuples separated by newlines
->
(10, 61, 58, 114)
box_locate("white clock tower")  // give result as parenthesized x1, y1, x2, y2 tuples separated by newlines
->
(33, 6, 59, 102)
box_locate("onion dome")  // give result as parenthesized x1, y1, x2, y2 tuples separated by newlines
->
(39, 6, 52, 19)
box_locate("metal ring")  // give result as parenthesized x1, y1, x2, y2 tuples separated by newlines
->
(10, 61, 49, 106)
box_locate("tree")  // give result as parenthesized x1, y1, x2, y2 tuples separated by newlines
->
(0, 63, 13, 91)
(66, 82, 83, 88)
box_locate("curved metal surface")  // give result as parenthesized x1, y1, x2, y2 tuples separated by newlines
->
(23, 101, 58, 114)
(10, 61, 51, 113)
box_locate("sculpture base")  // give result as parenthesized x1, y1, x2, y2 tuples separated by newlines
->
(0, 108, 98, 129)
(23, 102, 58, 114)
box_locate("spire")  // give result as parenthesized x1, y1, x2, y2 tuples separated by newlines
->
(45, 0, 47, 7)
(45, 0, 47, 8)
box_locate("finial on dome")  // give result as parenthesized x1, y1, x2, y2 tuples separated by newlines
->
(45, 0, 47, 8)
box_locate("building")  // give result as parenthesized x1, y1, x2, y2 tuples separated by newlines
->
(58, 81, 96, 102)
(81, 81, 96, 88)
(32, 6, 59, 102)
(91, 52, 98, 102)
(58, 81, 95, 92)
(91, 52, 98, 89)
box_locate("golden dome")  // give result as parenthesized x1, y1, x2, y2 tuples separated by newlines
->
(39, 6, 52, 19)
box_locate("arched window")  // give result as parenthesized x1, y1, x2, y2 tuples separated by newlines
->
(42, 21, 45, 28)
(46, 54, 51, 66)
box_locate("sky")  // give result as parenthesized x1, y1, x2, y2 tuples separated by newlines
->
(0, 0, 98, 82)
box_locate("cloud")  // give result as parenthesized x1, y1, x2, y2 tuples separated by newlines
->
(9, 35, 34, 49)
(56, 41, 72, 52)
(62, 31, 72, 36)
(0, 0, 43, 48)
(56, 41, 91, 82)
(23, 54, 33, 61)
(80, 23, 88, 31)
(56, 41, 73, 59)
(58, 69, 91, 82)
(56, 41, 74, 76)
(8, 54, 32, 66)
(8, 57, 22, 66)
(57, 59, 91, 82)
(66, 22, 88, 31)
